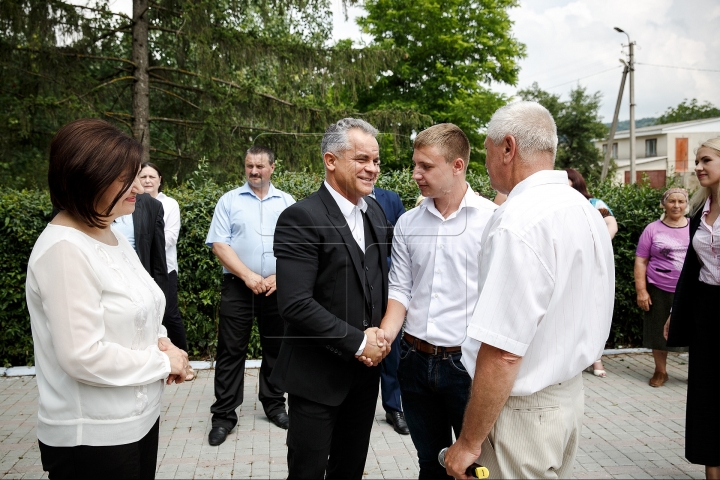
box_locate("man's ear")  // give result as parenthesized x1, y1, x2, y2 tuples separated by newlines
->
(452, 157, 465, 175)
(323, 152, 336, 172)
(503, 135, 518, 165)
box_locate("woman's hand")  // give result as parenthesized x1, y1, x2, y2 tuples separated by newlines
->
(159, 337, 189, 384)
(636, 289, 652, 311)
(663, 315, 671, 340)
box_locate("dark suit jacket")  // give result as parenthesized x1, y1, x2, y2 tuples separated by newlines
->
(373, 187, 405, 226)
(133, 193, 169, 298)
(667, 209, 702, 348)
(271, 184, 393, 406)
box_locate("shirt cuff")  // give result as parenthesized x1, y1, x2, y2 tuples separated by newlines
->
(355, 334, 367, 356)
(388, 289, 410, 310)
(467, 325, 529, 357)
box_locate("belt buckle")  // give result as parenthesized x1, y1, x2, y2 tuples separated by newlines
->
(432, 344, 439, 356)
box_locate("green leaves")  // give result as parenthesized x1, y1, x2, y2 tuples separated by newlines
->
(655, 98, 720, 125)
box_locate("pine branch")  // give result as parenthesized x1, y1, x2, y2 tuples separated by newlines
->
(149, 117, 204, 126)
(149, 77, 205, 93)
(149, 25, 186, 35)
(149, 147, 193, 159)
(149, 85, 199, 109)
(102, 111, 133, 131)
(57, 76, 134, 105)
(16, 47, 136, 67)
(147, 66, 321, 112)
(62, 2, 131, 21)
(148, 3, 184, 17)
(93, 23, 133, 43)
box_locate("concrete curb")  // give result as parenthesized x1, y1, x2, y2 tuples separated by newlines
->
(4, 350, 681, 378)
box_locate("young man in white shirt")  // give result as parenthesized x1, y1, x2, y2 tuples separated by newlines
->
(444, 101, 615, 479)
(377, 123, 497, 479)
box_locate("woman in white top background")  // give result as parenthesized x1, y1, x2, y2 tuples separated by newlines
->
(665, 137, 720, 479)
(140, 162, 192, 380)
(26, 119, 189, 479)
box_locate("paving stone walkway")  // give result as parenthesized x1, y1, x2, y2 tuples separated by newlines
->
(0, 352, 703, 479)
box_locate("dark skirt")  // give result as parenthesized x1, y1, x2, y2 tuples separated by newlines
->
(685, 282, 720, 466)
(642, 283, 688, 352)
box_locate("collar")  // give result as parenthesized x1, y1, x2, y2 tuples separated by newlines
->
(506, 170, 568, 202)
(421, 182, 487, 220)
(239, 182, 280, 200)
(702, 196, 711, 216)
(156, 192, 166, 200)
(324, 180, 368, 217)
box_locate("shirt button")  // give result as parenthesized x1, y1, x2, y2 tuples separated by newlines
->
(370, 285, 373, 290)
(433, 293, 439, 298)
(439, 245, 444, 249)
(365, 266, 369, 271)
(435, 269, 441, 274)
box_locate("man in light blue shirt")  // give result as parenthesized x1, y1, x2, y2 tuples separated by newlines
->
(205, 146, 295, 446)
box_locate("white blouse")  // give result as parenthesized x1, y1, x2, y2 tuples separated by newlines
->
(26, 224, 171, 447)
(693, 197, 720, 286)
(156, 192, 181, 273)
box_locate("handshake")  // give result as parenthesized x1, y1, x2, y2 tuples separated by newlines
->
(355, 327, 392, 367)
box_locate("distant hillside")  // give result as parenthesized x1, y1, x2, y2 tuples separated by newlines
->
(604, 117, 656, 131)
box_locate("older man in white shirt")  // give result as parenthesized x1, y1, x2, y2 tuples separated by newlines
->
(378, 123, 497, 479)
(444, 101, 615, 479)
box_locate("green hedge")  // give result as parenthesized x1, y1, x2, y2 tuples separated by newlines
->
(0, 169, 664, 366)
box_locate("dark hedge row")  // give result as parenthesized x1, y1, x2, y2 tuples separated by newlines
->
(0, 169, 663, 366)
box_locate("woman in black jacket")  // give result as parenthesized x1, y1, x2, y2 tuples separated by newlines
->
(665, 137, 720, 479)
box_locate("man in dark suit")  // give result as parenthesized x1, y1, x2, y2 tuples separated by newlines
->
(112, 193, 169, 297)
(272, 118, 392, 480)
(371, 186, 409, 435)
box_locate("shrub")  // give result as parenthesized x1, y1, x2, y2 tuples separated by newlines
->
(0, 169, 669, 366)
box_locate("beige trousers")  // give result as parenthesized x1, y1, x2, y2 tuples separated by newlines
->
(478, 374, 584, 479)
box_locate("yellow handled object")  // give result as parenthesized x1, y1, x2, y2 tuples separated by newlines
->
(438, 447, 490, 479)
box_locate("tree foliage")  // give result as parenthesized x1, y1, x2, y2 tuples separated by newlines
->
(655, 98, 720, 125)
(0, 0, 428, 187)
(519, 82, 608, 179)
(355, 0, 525, 168)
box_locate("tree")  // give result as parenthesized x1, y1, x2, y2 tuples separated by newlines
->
(519, 83, 607, 179)
(355, 0, 525, 168)
(655, 98, 720, 125)
(0, 0, 425, 187)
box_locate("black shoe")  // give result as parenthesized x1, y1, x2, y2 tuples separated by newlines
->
(269, 412, 290, 430)
(385, 411, 410, 435)
(208, 426, 229, 446)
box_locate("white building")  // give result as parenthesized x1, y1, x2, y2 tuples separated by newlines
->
(596, 117, 720, 189)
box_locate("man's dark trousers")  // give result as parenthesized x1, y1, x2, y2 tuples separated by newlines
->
(397, 338, 472, 479)
(211, 274, 286, 430)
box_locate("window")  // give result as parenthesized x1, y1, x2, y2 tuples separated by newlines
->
(602, 142, 618, 158)
(645, 138, 657, 157)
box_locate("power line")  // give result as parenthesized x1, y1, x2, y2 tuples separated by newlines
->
(636, 62, 720, 73)
(544, 65, 622, 90)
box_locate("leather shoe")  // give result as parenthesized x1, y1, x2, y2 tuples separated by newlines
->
(208, 426, 229, 446)
(649, 371, 669, 387)
(269, 412, 289, 430)
(385, 411, 410, 435)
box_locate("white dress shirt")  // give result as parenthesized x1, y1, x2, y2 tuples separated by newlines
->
(389, 184, 497, 346)
(26, 225, 171, 446)
(694, 197, 720, 286)
(461, 170, 615, 396)
(156, 192, 181, 273)
(323, 181, 369, 354)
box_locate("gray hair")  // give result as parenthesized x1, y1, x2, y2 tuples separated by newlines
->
(486, 101, 558, 161)
(321, 118, 379, 157)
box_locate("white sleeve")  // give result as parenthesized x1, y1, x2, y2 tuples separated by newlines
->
(388, 220, 412, 310)
(33, 241, 171, 387)
(163, 198, 181, 251)
(467, 228, 554, 357)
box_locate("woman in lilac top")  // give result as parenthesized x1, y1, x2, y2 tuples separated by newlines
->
(665, 137, 720, 476)
(634, 188, 689, 388)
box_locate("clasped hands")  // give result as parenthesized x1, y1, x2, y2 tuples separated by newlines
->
(355, 327, 391, 367)
(158, 337, 189, 385)
(245, 272, 277, 296)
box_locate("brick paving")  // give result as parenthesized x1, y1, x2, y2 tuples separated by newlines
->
(0, 352, 703, 479)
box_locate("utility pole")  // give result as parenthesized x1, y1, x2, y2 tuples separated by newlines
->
(600, 61, 629, 182)
(615, 27, 636, 184)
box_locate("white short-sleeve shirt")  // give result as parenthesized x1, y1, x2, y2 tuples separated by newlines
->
(461, 170, 615, 396)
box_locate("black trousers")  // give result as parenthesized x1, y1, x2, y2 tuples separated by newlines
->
(211, 274, 286, 429)
(287, 364, 380, 480)
(163, 270, 188, 352)
(39, 417, 159, 480)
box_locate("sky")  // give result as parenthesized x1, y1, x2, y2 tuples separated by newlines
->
(104, 0, 720, 123)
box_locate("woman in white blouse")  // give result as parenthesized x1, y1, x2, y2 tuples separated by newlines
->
(26, 119, 189, 479)
(665, 137, 720, 479)
(139, 162, 192, 380)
